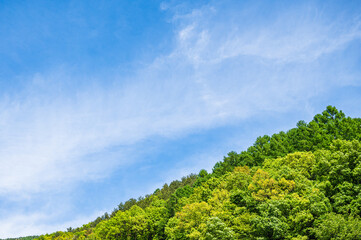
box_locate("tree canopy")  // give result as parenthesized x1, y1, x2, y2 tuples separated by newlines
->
(31, 106, 361, 240)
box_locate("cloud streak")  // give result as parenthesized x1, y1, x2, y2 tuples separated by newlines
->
(0, 210, 104, 238)
(0, 0, 361, 198)
(1, 0, 360, 200)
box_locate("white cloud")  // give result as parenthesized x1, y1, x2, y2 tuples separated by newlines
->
(0, 210, 104, 238)
(170, 2, 361, 65)
(1, 0, 360, 197)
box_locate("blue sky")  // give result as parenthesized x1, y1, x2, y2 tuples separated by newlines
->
(1, 0, 361, 237)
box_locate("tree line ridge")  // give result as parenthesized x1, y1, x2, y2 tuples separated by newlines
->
(9, 106, 361, 239)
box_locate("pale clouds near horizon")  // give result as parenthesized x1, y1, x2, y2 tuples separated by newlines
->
(1, 0, 360, 195)
(0, 210, 105, 238)
(0, 1, 361, 237)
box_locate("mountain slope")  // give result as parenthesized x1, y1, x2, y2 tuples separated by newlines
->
(35, 106, 361, 239)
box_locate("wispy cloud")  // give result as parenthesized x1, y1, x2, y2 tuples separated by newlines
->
(2, 1, 359, 195)
(0, 210, 104, 238)
(169, 1, 361, 64)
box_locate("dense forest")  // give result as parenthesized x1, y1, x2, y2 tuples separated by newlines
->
(15, 106, 361, 239)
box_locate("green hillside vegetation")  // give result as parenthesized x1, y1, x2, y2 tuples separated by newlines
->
(33, 106, 361, 239)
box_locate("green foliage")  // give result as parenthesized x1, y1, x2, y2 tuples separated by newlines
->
(201, 217, 234, 240)
(313, 213, 361, 239)
(32, 106, 361, 240)
(213, 106, 361, 175)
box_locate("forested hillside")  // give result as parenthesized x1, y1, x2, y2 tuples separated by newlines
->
(33, 106, 361, 239)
